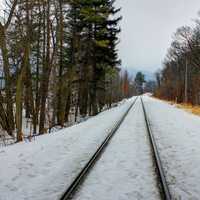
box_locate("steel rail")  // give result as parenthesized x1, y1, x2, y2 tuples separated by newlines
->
(141, 97, 171, 200)
(60, 97, 138, 200)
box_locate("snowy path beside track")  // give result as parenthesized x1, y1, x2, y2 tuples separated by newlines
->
(71, 99, 160, 200)
(143, 96, 200, 200)
(0, 98, 136, 200)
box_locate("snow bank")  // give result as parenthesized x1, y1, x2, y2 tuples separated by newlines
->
(0, 97, 135, 200)
(143, 96, 200, 199)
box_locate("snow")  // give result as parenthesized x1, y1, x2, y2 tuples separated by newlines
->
(143, 96, 200, 199)
(2, 95, 200, 200)
(0, 100, 127, 147)
(72, 99, 160, 200)
(0, 97, 136, 200)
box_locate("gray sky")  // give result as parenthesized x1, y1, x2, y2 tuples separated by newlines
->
(116, 0, 200, 72)
(0, 0, 200, 73)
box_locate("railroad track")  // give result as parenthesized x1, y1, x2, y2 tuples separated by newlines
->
(141, 97, 171, 200)
(60, 97, 138, 200)
(60, 96, 171, 200)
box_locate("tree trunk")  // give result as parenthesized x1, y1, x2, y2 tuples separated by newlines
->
(0, 24, 14, 135)
(39, 0, 51, 134)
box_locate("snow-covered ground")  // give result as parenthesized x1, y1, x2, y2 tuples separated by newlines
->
(143, 96, 200, 200)
(0, 100, 127, 147)
(2, 95, 200, 200)
(0, 98, 135, 200)
(72, 99, 160, 200)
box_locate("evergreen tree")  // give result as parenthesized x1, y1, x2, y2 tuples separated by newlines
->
(0, 0, 134, 142)
(134, 72, 145, 95)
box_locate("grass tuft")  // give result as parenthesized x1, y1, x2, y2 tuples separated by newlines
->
(176, 103, 200, 116)
(153, 96, 200, 116)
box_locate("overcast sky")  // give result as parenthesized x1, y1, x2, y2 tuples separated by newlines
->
(0, 1, 200, 73)
(116, 0, 200, 72)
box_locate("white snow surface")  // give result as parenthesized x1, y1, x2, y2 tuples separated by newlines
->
(72, 99, 160, 200)
(2, 96, 200, 200)
(0, 97, 136, 200)
(143, 96, 200, 200)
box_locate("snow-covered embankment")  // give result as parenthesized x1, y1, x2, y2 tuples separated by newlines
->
(0, 97, 136, 200)
(143, 96, 200, 199)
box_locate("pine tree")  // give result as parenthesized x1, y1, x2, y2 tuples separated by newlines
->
(0, 0, 127, 141)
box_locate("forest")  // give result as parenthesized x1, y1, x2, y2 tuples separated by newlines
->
(155, 12, 200, 105)
(0, 0, 136, 143)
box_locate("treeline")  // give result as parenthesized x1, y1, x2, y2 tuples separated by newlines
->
(0, 0, 132, 142)
(155, 12, 200, 104)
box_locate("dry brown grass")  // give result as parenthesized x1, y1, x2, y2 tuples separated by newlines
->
(176, 103, 200, 116)
(153, 96, 200, 116)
